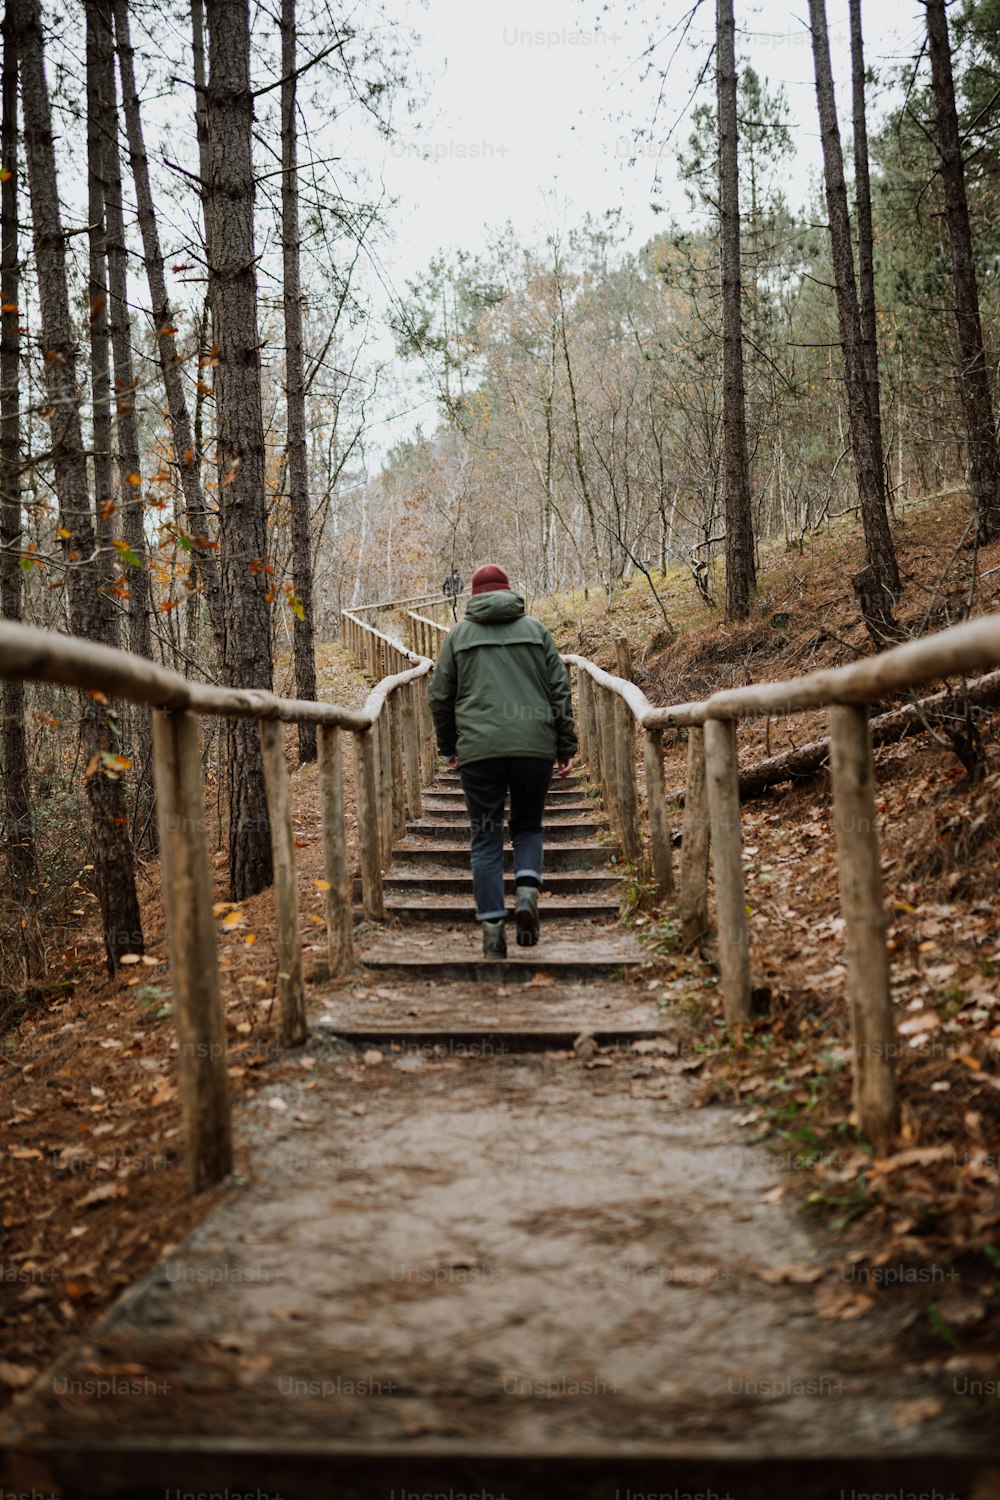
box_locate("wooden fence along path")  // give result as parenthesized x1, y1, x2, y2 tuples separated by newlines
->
(3, 605, 1000, 1181)
(4, 602, 1000, 1493)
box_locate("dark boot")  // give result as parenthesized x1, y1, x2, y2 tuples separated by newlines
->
(515, 885, 540, 947)
(482, 919, 506, 960)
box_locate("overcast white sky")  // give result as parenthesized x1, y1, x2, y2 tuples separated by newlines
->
(355, 0, 925, 272)
(321, 0, 929, 449)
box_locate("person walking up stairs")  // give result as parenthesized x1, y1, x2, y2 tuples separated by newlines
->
(429, 564, 578, 959)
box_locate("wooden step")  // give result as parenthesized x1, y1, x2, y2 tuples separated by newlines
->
(434, 772, 587, 790)
(389, 843, 617, 871)
(378, 894, 620, 922)
(370, 871, 622, 897)
(360, 930, 643, 982)
(404, 819, 606, 844)
(422, 786, 593, 803)
(0, 1439, 988, 1499)
(411, 805, 600, 824)
(421, 793, 593, 813)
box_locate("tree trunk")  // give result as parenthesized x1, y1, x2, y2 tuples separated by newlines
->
(556, 271, 601, 576)
(85, 4, 119, 644)
(717, 0, 756, 622)
(280, 0, 318, 764)
(0, 0, 34, 892)
(809, 0, 901, 602)
(205, 0, 274, 899)
(113, 0, 224, 651)
(849, 0, 885, 495)
(20, 0, 143, 972)
(925, 0, 1000, 544)
(95, 0, 155, 845)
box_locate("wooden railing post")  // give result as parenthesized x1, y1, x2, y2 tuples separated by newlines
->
(151, 708, 233, 1191)
(585, 674, 601, 781)
(401, 681, 422, 819)
(388, 689, 407, 837)
(576, 666, 591, 765)
(259, 719, 308, 1047)
(418, 673, 436, 784)
(613, 695, 641, 861)
(318, 724, 353, 978)
(596, 684, 619, 835)
(680, 725, 710, 949)
(352, 726, 384, 920)
(643, 726, 674, 897)
(829, 703, 899, 1152)
(375, 713, 393, 862)
(704, 716, 752, 1025)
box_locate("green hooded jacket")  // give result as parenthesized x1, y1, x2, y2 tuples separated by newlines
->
(429, 591, 578, 766)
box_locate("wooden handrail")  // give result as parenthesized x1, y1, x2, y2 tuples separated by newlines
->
(404, 608, 450, 660)
(0, 618, 429, 726)
(565, 609, 1000, 1153)
(350, 588, 450, 614)
(0, 616, 437, 1194)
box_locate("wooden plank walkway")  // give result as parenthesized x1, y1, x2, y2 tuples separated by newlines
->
(1, 768, 997, 1497)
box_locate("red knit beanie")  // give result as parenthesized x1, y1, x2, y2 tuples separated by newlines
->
(471, 564, 511, 595)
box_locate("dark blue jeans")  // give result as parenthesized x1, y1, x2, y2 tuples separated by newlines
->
(458, 757, 554, 921)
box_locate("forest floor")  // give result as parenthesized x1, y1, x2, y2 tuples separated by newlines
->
(1, 484, 999, 1446)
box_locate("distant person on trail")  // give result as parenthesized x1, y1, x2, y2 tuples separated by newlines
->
(442, 572, 453, 597)
(451, 567, 463, 595)
(429, 564, 578, 961)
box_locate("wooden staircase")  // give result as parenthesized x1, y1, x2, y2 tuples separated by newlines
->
(324, 764, 654, 1033)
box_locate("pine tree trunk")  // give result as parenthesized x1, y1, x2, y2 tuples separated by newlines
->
(281, 0, 317, 763)
(0, 0, 34, 893)
(20, 0, 143, 971)
(188, 0, 211, 649)
(849, 0, 885, 489)
(204, 0, 273, 899)
(717, 0, 756, 622)
(113, 0, 224, 652)
(925, 0, 1000, 544)
(809, 0, 901, 603)
(94, 0, 156, 846)
(85, 4, 119, 644)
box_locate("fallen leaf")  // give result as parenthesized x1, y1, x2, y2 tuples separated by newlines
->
(77, 1183, 121, 1210)
(891, 1397, 943, 1429)
(871, 1146, 956, 1175)
(898, 1010, 941, 1036)
(814, 1287, 874, 1320)
(756, 1263, 825, 1285)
